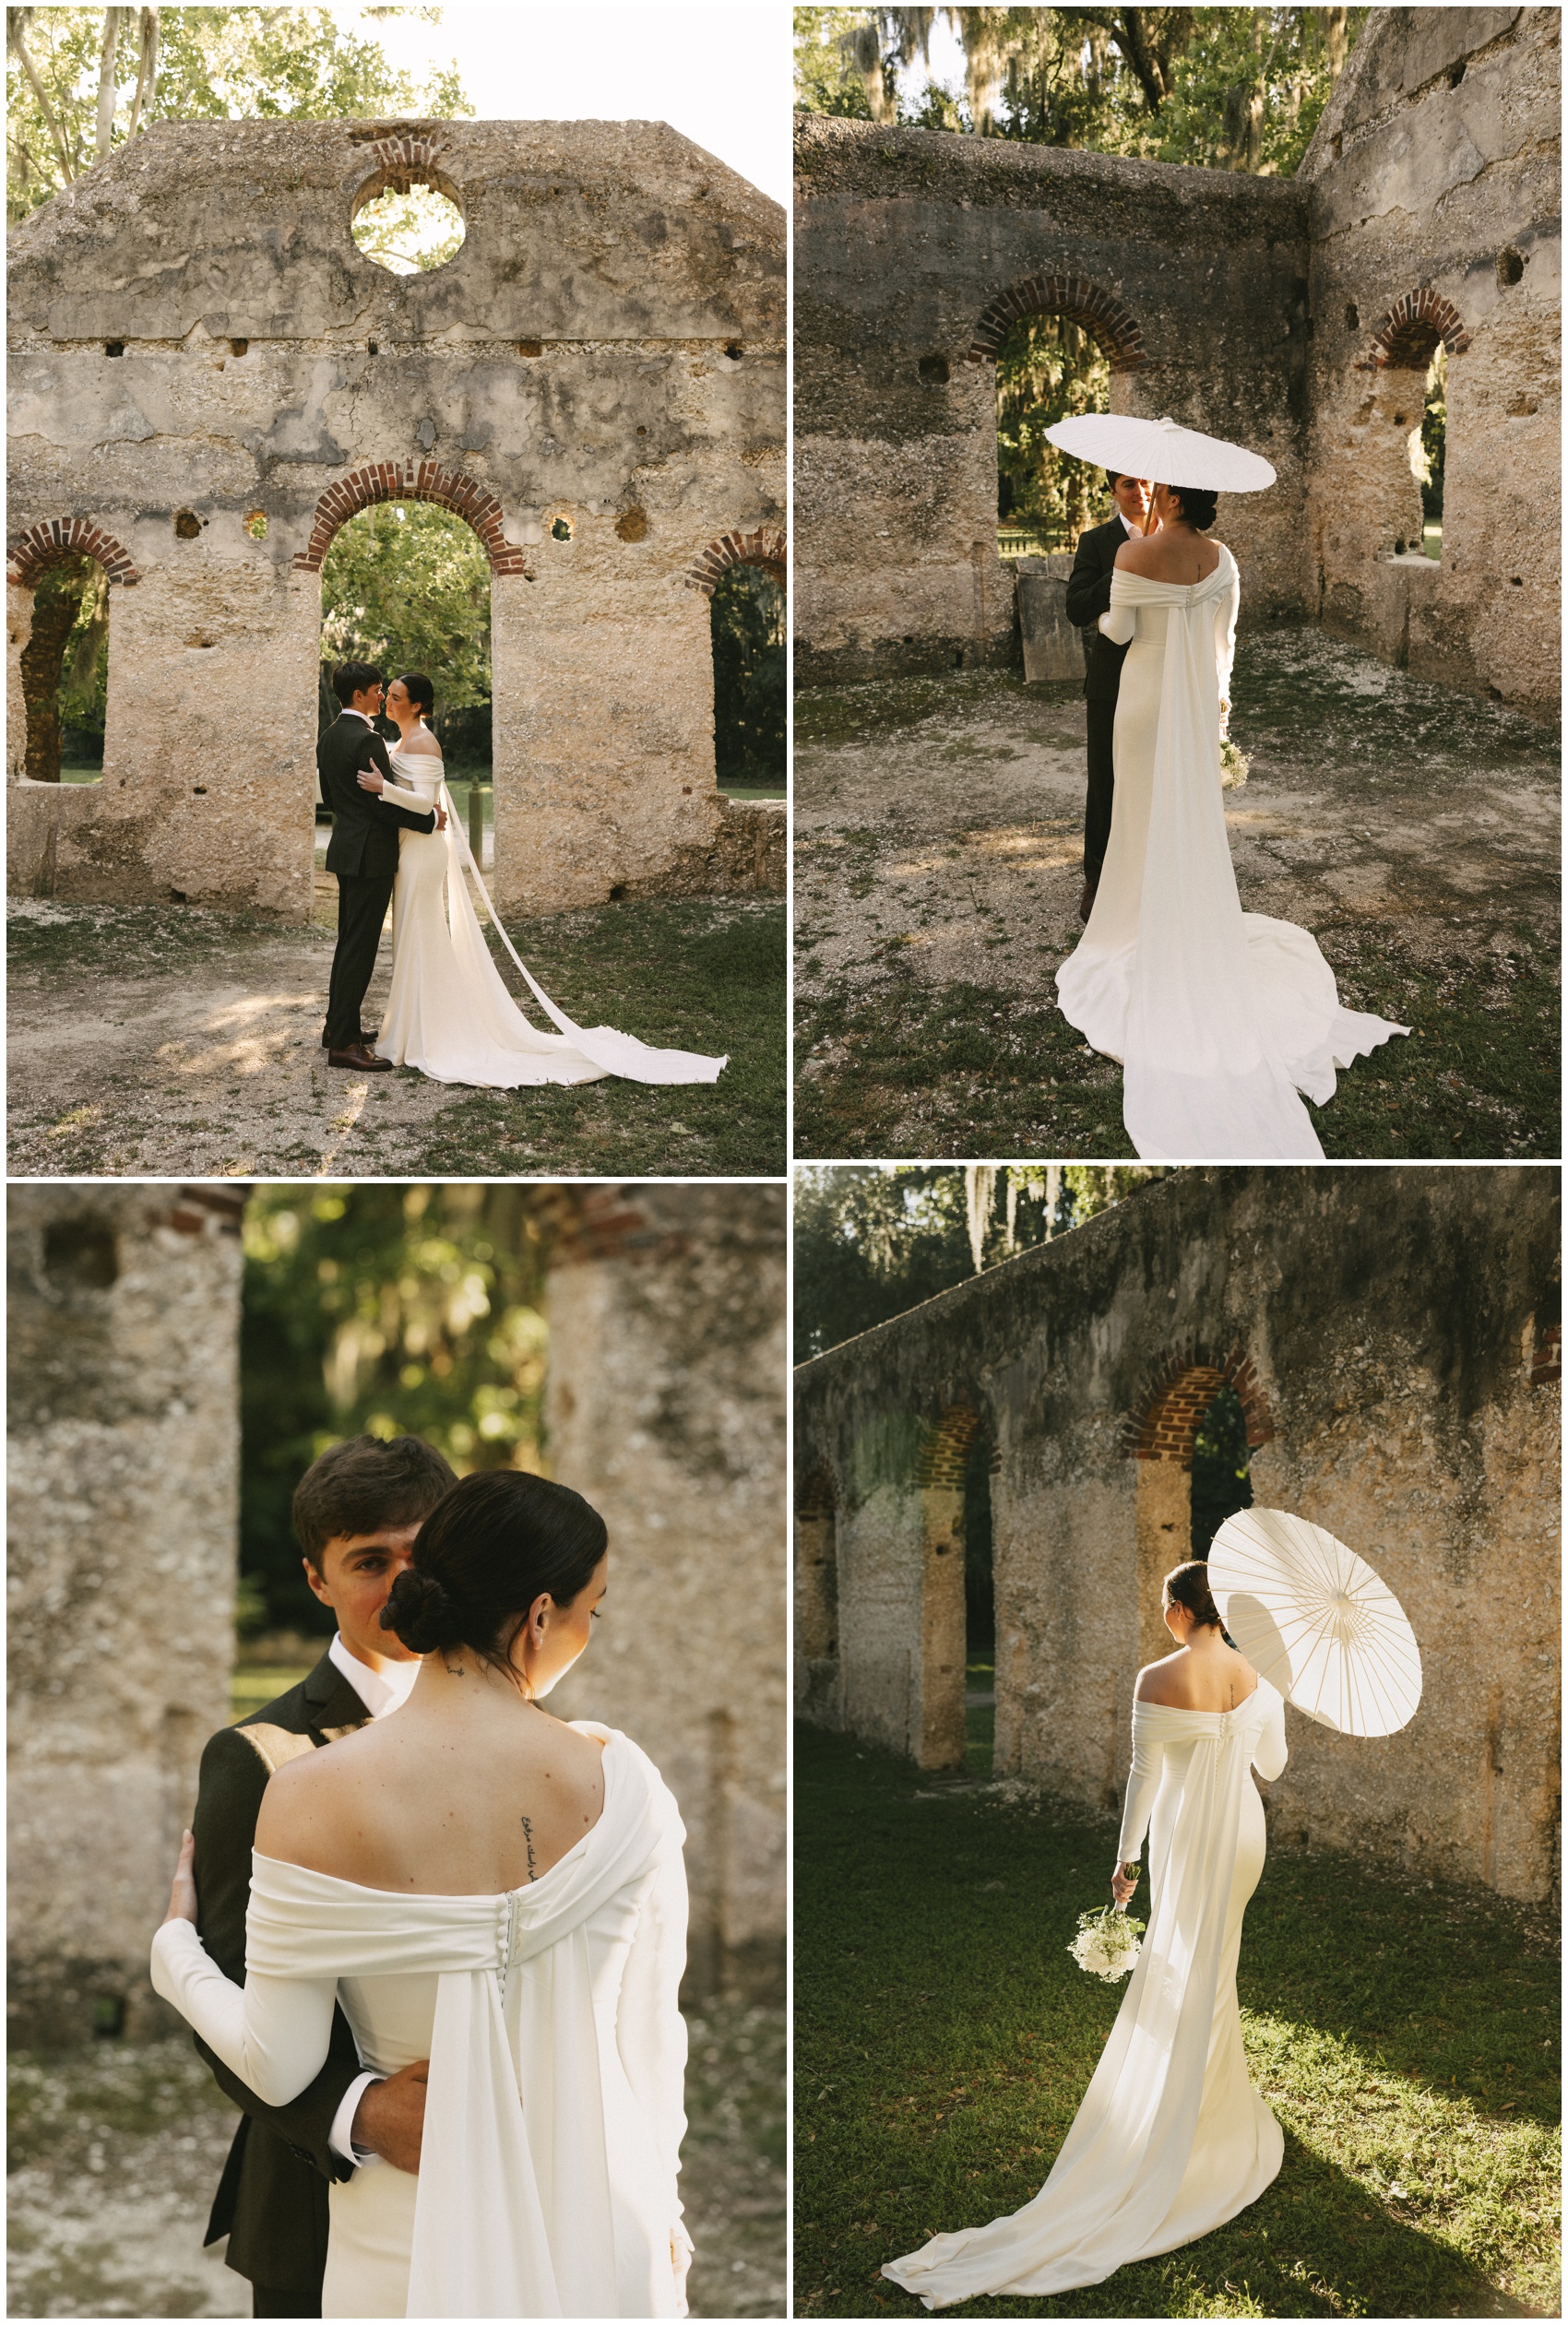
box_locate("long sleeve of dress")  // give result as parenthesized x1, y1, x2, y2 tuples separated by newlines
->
(1098, 571, 1138, 646)
(1115, 1708, 1166, 1865)
(1252, 1689, 1288, 1783)
(150, 1916, 340, 2109)
(616, 1831, 692, 2289)
(1214, 569, 1241, 708)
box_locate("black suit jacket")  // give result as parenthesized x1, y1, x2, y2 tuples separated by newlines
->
(192, 1651, 373, 2292)
(1064, 512, 1135, 704)
(317, 713, 435, 879)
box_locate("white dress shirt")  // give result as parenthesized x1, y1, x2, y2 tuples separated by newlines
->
(325, 1634, 422, 2166)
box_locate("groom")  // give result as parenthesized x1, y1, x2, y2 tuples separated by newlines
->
(317, 661, 445, 1071)
(1063, 471, 1154, 922)
(189, 1433, 456, 2316)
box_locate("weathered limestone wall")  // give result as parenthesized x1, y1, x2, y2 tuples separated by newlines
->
(7, 118, 784, 913)
(7, 1185, 245, 2045)
(1301, 7, 1560, 714)
(795, 6, 1560, 712)
(795, 1168, 1561, 1904)
(794, 115, 1312, 684)
(539, 1184, 788, 1997)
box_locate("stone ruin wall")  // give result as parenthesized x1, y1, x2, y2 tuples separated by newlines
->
(8, 1179, 787, 2042)
(794, 1168, 1561, 1904)
(6, 117, 786, 914)
(793, 118, 1311, 685)
(1301, 6, 1559, 711)
(794, 6, 1558, 717)
(540, 1183, 788, 1997)
(7, 1184, 245, 2046)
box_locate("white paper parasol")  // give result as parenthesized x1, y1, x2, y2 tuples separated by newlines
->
(1043, 412, 1277, 492)
(1207, 1507, 1421, 1736)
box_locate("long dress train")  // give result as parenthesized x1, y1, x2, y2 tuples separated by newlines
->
(1055, 548, 1406, 1159)
(151, 1726, 692, 2319)
(883, 1682, 1289, 2309)
(373, 742, 726, 1087)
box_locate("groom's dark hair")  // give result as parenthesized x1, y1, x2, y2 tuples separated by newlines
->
(331, 660, 383, 706)
(292, 1433, 457, 1570)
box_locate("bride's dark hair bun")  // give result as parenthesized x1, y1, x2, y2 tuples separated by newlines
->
(377, 1470, 608, 1679)
(381, 1565, 465, 1653)
(1164, 1560, 1223, 1629)
(1165, 483, 1218, 531)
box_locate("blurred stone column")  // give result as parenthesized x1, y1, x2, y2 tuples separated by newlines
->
(535, 1184, 786, 1999)
(7, 1185, 244, 2044)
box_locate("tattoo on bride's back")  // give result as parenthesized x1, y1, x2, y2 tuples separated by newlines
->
(520, 1815, 538, 1882)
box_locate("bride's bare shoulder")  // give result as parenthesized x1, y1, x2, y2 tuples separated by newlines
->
(1114, 534, 1159, 573)
(1134, 1651, 1186, 1704)
(398, 727, 443, 756)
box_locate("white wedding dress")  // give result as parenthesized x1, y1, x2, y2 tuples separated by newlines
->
(151, 1726, 692, 2319)
(372, 738, 726, 1087)
(884, 1681, 1288, 2309)
(1056, 547, 1407, 1159)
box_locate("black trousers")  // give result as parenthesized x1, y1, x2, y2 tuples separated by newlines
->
(1084, 696, 1117, 888)
(252, 2285, 321, 2319)
(324, 871, 395, 1050)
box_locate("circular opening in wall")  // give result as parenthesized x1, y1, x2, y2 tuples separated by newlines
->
(919, 352, 950, 385)
(244, 509, 267, 540)
(551, 516, 573, 541)
(615, 506, 648, 542)
(173, 510, 201, 539)
(351, 173, 465, 276)
(1496, 246, 1525, 289)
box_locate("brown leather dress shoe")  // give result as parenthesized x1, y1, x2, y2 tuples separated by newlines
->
(1079, 880, 1098, 924)
(327, 1043, 394, 1073)
(322, 1029, 376, 1047)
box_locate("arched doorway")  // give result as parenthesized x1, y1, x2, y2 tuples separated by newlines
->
(915, 1397, 990, 1772)
(968, 273, 1148, 562)
(7, 520, 138, 797)
(687, 528, 788, 797)
(1126, 1350, 1273, 1669)
(1364, 289, 1469, 562)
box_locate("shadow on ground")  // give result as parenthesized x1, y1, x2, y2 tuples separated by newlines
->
(7, 896, 785, 1179)
(794, 1726, 1559, 2319)
(7, 2000, 785, 2318)
(793, 632, 1560, 1160)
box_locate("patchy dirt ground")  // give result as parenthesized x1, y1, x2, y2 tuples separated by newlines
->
(794, 629, 1560, 1160)
(7, 893, 786, 1180)
(8, 2005, 785, 2318)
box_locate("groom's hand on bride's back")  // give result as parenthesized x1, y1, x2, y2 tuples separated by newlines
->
(352, 2058, 429, 2174)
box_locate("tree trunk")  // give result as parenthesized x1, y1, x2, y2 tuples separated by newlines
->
(95, 8, 126, 167)
(20, 572, 91, 784)
(1326, 6, 1348, 82)
(129, 6, 160, 139)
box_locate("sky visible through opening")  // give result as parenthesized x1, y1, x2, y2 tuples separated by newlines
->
(340, 3, 790, 207)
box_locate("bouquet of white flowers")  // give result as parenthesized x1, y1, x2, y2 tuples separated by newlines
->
(1219, 736, 1250, 789)
(1068, 1904, 1145, 1983)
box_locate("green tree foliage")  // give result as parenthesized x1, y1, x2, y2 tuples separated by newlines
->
(1189, 1382, 1254, 1558)
(711, 565, 786, 788)
(795, 6, 1367, 177)
(793, 1163, 1171, 1359)
(1420, 343, 1446, 524)
(320, 502, 492, 721)
(7, 6, 471, 225)
(351, 181, 466, 275)
(240, 1185, 550, 1634)
(996, 314, 1111, 540)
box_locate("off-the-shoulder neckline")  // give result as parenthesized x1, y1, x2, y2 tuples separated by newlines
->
(253, 1725, 620, 1900)
(1134, 1677, 1265, 1715)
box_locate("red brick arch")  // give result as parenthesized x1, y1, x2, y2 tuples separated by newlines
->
(968, 273, 1146, 371)
(1123, 1347, 1273, 1467)
(1365, 287, 1470, 371)
(291, 460, 527, 577)
(352, 131, 459, 207)
(8, 518, 139, 589)
(685, 526, 786, 597)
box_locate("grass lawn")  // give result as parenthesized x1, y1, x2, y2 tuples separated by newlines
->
(795, 1726, 1559, 2319)
(412, 896, 786, 1175)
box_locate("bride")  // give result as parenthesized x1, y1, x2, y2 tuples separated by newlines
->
(355, 673, 726, 1089)
(1051, 426, 1408, 1162)
(152, 1469, 693, 2319)
(884, 1561, 1288, 2310)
